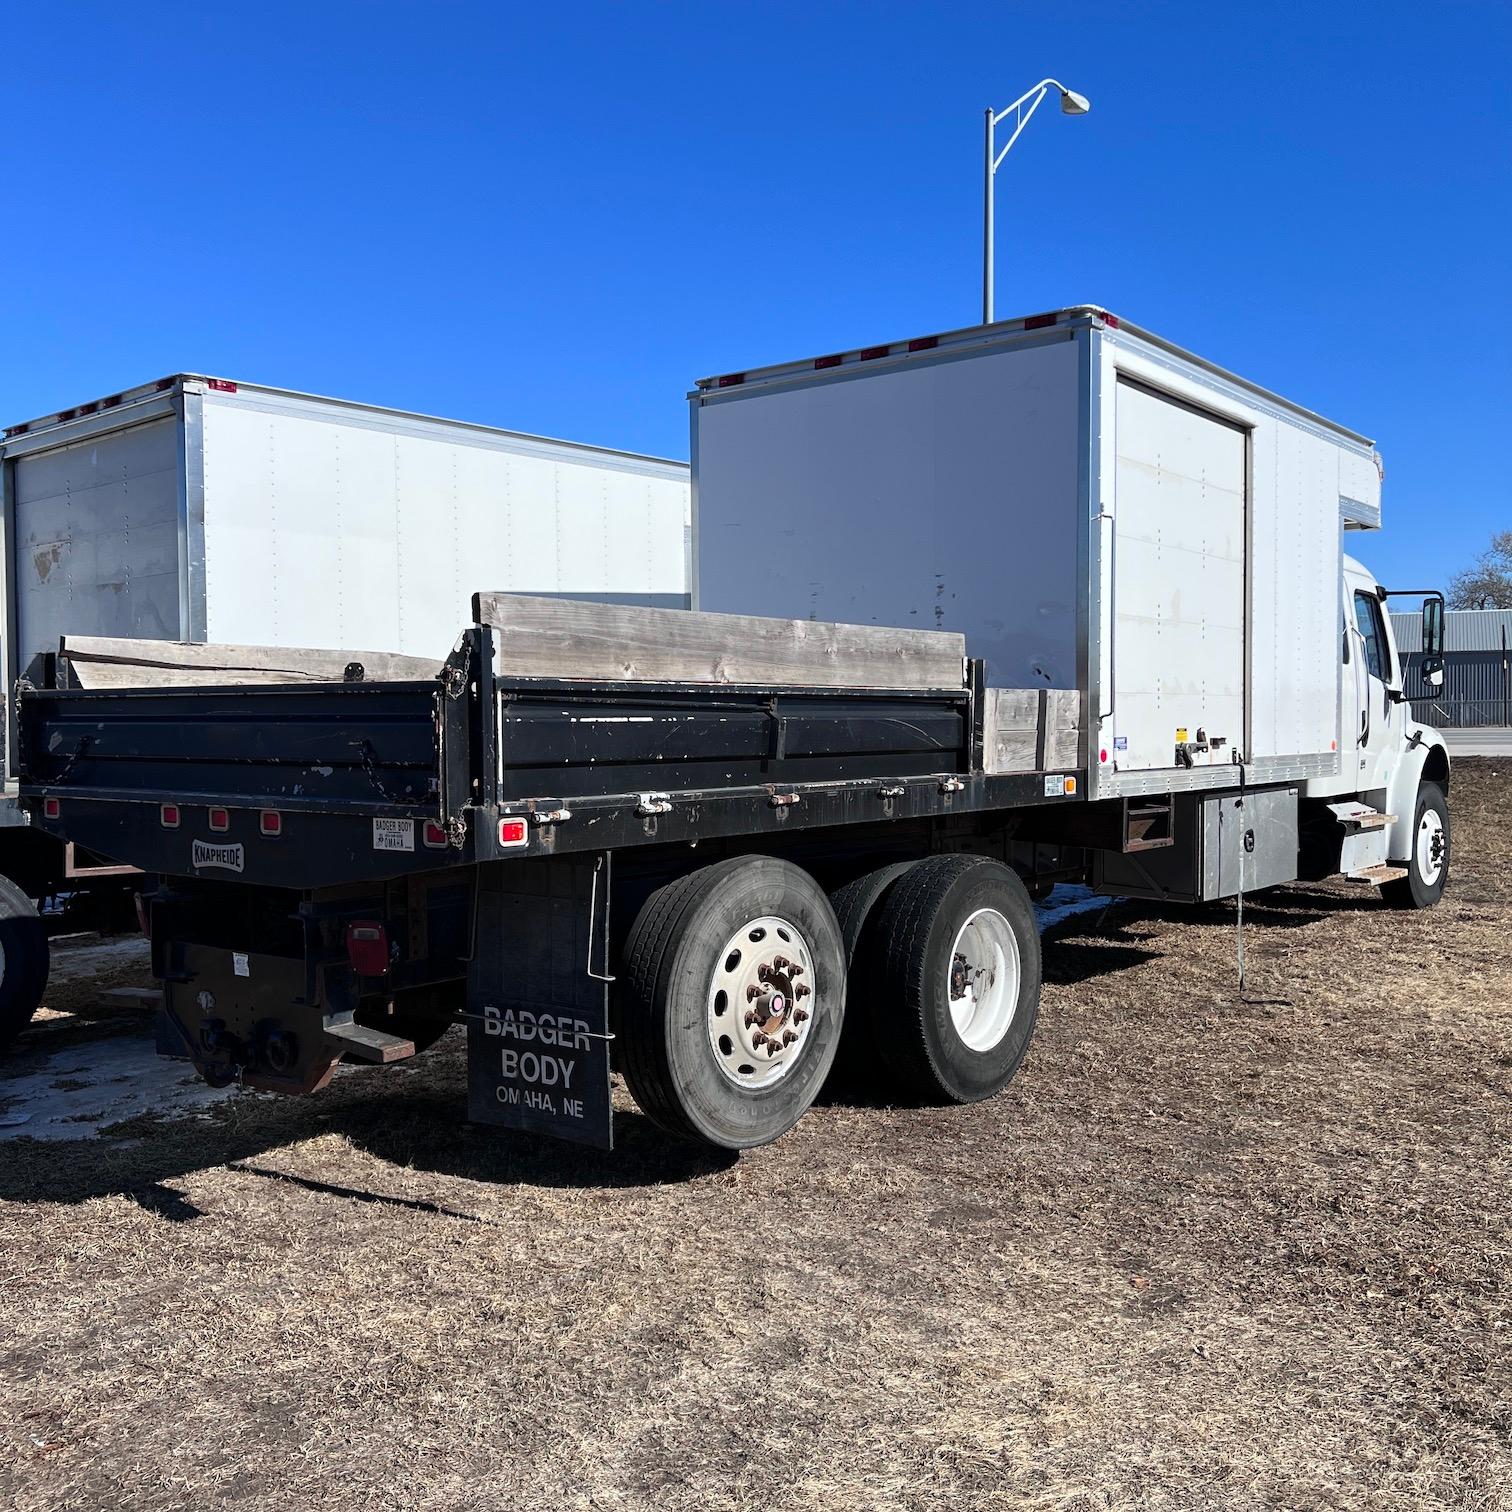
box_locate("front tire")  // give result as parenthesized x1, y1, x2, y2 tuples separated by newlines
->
(0, 875, 50, 1054)
(872, 855, 1041, 1103)
(619, 856, 846, 1148)
(1383, 780, 1450, 910)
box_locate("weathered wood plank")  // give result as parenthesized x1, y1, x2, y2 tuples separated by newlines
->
(58, 636, 443, 689)
(982, 687, 1084, 774)
(473, 592, 967, 690)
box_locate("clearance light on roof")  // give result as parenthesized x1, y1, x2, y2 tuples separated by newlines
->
(499, 817, 529, 848)
(716, 372, 745, 388)
(1023, 313, 1057, 331)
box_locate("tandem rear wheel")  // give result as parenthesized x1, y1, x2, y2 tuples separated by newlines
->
(617, 856, 847, 1149)
(617, 852, 1044, 1149)
(832, 855, 1043, 1105)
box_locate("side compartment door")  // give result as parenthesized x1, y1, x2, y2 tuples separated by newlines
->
(1110, 379, 1247, 773)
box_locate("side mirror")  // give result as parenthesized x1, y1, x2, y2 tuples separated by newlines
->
(1421, 597, 1445, 660)
(1422, 655, 1445, 690)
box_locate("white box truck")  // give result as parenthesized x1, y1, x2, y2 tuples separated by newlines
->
(11, 309, 1452, 1156)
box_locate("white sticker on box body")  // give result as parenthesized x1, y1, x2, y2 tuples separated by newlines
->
(373, 818, 415, 852)
(1044, 775, 1067, 797)
(233, 952, 250, 978)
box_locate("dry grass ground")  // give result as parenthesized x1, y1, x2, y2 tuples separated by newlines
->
(2, 762, 1509, 1511)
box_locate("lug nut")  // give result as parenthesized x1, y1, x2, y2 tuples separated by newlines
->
(782, 1029, 797, 1045)
(744, 1010, 760, 1028)
(793, 1008, 810, 1023)
(795, 984, 811, 998)
(788, 963, 804, 978)
(765, 1041, 779, 1057)
(746, 984, 763, 1001)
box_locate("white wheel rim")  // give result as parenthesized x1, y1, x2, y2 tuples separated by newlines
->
(707, 915, 816, 1090)
(947, 908, 1020, 1052)
(1416, 808, 1445, 887)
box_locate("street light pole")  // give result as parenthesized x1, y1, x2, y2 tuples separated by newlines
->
(982, 79, 1091, 325)
(983, 108, 996, 325)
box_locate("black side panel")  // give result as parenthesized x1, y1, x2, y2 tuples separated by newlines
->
(21, 681, 444, 815)
(496, 684, 968, 801)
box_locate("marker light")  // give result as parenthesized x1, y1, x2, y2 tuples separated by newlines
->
(498, 817, 529, 848)
(423, 820, 448, 848)
(43, 797, 61, 819)
(161, 804, 180, 829)
(208, 808, 230, 832)
(259, 811, 282, 837)
(345, 921, 390, 977)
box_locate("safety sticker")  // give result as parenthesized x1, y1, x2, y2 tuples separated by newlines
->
(373, 817, 415, 852)
(1114, 735, 1128, 752)
(233, 952, 250, 978)
(1175, 727, 1189, 744)
(1044, 775, 1067, 797)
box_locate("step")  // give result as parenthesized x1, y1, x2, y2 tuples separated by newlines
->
(1347, 863, 1409, 886)
(322, 1015, 417, 1064)
(1327, 802, 1397, 831)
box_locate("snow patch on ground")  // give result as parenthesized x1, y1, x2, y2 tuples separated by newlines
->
(0, 1035, 238, 1141)
(1034, 884, 1113, 930)
(46, 933, 153, 977)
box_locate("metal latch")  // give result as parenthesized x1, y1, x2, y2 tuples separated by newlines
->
(530, 807, 573, 825)
(636, 792, 673, 816)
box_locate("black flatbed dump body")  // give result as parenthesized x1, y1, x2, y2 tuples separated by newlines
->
(18, 597, 1087, 887)
(15, 597, 1090, 1149)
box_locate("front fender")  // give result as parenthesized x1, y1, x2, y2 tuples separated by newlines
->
(1385, 723, 1450, 863)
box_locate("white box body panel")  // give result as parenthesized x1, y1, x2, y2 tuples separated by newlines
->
(692, 309, 1380, 799)
(694, 337, 1083, 689)
(196, 387, 690, 659)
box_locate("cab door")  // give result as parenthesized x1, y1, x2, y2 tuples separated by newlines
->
(1347, 574, 1400, 795)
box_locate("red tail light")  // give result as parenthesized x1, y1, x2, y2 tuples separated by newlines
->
(208, 807, 230, 832)
(259, 810, 282, 837)
(423, 820, 448, 848)
(345, 921, 390, 977)
(498, 817, 528, 848)
(42, 797, 61, 820)
(161, 803, 180, 829)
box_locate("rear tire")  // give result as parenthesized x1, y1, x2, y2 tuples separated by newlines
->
(826, 862, 913, 1086)
(872, 855, 1041, 1103)
(1382, 781, 1450, 910)
(619, 856, 846, 1148)
(0, 875, 50, 1054)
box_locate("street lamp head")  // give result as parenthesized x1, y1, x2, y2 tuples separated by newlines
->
(1059, 88, 1091, 115)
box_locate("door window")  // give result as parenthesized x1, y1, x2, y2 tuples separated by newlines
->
(1353, 591, 1391, 682)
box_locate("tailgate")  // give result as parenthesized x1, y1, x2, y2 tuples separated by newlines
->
(17, 637, 477, 887)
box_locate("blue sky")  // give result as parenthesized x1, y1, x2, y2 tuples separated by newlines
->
(2, 2, 1507, 590)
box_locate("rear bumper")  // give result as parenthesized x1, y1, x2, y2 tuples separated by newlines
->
(22, 796, 470, 889)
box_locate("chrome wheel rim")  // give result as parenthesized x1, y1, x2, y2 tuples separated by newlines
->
(948, 908, 1020, 1052)
(707, 915, 816, 1090)
(1416, 808, 1446, 887)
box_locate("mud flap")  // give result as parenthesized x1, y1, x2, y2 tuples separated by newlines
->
(466, 856, 614, 1150)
